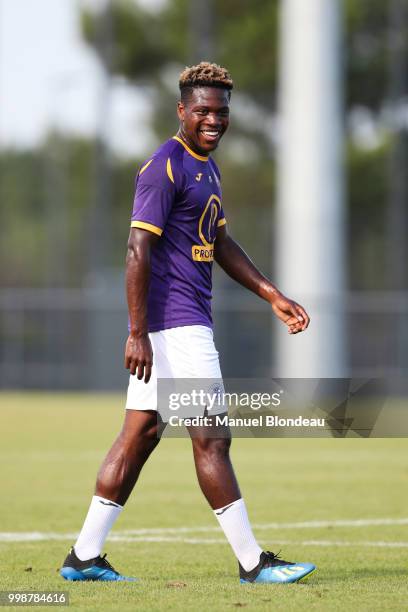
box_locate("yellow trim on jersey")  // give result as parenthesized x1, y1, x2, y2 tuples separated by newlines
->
(131, 221, 163, 236)
(139, 159, 153, 175)
(217, 218, 227, 228)
(172, 136, 209, 162)
(198, 194, 221, 247)
(166, 157, 174, 184)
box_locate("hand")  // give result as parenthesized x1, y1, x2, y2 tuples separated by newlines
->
(124, 334, 153, 383)
(270, 292, 310, 334)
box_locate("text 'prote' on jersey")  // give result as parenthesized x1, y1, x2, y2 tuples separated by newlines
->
(130, 136, 227, 333)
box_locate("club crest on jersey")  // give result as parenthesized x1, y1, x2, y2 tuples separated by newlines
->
(192, 194, 221, 262)
(195, 172, 203, 182)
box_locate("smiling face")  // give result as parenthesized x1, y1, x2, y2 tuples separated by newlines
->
(177, 87, 230, 156)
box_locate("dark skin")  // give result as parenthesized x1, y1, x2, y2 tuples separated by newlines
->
(95, 86, 310, 510)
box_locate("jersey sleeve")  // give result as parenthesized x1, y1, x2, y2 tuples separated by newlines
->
(130, 156, 177, 236)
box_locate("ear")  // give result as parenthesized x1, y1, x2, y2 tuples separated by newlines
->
(177, 101, 185, 121)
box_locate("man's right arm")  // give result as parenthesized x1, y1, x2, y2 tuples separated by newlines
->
(124, 227, 160, 383)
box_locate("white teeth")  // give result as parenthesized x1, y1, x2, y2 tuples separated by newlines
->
(202, 131, 218, 136)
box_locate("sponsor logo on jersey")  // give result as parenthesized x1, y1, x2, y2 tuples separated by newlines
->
(192, 245, 214, 262)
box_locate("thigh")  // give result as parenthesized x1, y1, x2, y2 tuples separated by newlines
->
(163, 326, 225, 418)
(126, 326, 224, 416)
(125, 329, 173, 412)
(160, 325, 223, 379)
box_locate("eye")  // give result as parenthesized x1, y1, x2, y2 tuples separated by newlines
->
(195, 109, 208, 116)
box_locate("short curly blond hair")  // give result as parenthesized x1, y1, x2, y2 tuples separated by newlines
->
(179, 62, 233, 98)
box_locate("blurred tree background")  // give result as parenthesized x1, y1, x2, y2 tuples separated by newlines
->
(1, 0, 405, 291)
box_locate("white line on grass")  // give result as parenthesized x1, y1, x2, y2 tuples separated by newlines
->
(111, 538, 408, 548)
(0, 533, 407, 548)
(1, 517, 408, 546)
(118, 517, 408, 535)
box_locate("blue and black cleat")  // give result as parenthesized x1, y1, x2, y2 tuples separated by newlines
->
(60, 547, 137, 582)
(239, 551, 316, 584)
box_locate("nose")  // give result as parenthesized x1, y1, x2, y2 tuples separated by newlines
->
(206, 113, 222, 127)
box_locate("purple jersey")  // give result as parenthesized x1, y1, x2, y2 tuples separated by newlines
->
(130, 136, 226, 332)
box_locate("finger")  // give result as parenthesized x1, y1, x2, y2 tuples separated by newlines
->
(124, 353, 130, 369)
(288, 322, 300, 333)
(137, 361, 144, 380)
(286, 315, 300, 327)
(295, 304, 310, 330)
(289, 303, 304, 324)
(288, 317, 301, 329)
(129, 358, 137, 376)
(144, 361, 152, 384)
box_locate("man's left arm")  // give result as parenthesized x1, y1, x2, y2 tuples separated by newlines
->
(214, 225, 310, 334)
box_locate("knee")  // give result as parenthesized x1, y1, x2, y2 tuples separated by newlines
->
(141, 428, 161, 454)
(128, 427, 160, 457)
(193, 436, 231, 460)
(121, 420, 162, 455)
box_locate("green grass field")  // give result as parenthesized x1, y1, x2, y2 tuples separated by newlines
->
(0, 393, 407, 611)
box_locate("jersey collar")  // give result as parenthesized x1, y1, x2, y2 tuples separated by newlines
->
(173, 136, 209, 162)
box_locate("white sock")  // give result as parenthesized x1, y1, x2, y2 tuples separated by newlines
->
(214, 498, 263, 571)
(74, 495, 123, 561)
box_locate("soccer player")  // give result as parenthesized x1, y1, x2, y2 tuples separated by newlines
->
(61, 62, 315, 584)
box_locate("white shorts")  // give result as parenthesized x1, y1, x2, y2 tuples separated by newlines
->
(126, 325, 224, 415)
